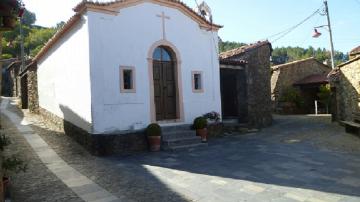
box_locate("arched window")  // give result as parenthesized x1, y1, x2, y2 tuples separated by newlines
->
(153, 46, 173, 61)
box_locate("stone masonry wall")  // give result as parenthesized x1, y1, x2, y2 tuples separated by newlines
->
(333, 58, 360, 121)
(246, 45, 273, 128)
(38, 107, 148, 156)
(271, 58, 330, 106)
(27, 69, 39, 113)
(227, 44, 273, 128)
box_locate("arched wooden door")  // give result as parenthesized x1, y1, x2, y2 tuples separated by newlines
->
(153, 46, 177, 121)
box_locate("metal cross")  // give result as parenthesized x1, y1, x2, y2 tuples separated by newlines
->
(156, 12, 170, 40)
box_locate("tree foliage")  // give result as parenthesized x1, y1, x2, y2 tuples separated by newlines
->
(219, 41, 348, 67)
(272, 46, 348, 66)
(1, 9, 57, 59)
(219, 40, 247, 53)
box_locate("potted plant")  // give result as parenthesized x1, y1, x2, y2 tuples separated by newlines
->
(203, 111, 220, 124)
(146, 123, 162, 152)
(193, 117, 208, 142)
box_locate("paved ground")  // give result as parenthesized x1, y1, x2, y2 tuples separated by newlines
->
(2, 98, 360, 202)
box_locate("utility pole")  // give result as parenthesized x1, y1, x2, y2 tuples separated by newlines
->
(324, 0, 335, 69)
(20, 16, 25, 72)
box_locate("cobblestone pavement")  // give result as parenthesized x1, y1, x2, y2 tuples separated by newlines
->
(2, 98, 360, 202)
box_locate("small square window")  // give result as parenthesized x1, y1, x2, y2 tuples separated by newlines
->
(192, 71, 204, 93)
(120, 66, 136, 93)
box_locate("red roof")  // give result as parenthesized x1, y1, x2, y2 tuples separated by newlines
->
(293, 74, 329, 86)
(219, 41, 271, 59)
(350, 45, 360, 56)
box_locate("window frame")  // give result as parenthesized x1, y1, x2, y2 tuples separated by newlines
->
(120, 66, 136, 93)
(192, 71, 204, 93)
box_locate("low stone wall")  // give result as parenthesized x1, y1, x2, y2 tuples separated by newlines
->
(27, 70, 39, 113)
(38, 107, 148, 156)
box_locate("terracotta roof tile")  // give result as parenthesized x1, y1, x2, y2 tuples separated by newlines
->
(293, 74, 329, 85)
(271, 57, 329, 71)
(350, 45, 360, 56)
(74, 0, 222, 28)
(219, 40, 270, 59)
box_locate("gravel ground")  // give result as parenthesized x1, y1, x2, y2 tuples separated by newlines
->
(1, 115, 82, 202)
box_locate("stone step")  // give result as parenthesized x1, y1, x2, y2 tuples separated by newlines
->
(163, 142, 208, 151)
(162, 130, 196, 140)
(161, 125, 206, 151)
(161, 124, 193, 132)
(162, 136, 201, 147)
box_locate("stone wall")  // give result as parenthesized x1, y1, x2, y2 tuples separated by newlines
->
(227, 44, 273, 128)
(38, 107, 148, 156)
(27, 69, 39, 113)
(271, 58, 330, 106)
(9, 67, 20, 97)
(331, 57, 360, 121)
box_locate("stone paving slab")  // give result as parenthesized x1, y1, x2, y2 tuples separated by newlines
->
(1, 98, 122, 202)
(3, 97, 360, 202)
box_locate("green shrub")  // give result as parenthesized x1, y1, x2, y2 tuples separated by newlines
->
(280, 87, 304, 108)
(146, 123, 162, 137)
(193, 117, 207, 129)
(0, 134, 11, 151)
(2, 155, 27, 175)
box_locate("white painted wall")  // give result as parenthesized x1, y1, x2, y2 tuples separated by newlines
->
(37, 16, 93, 132)
(88, 2, 222, 134)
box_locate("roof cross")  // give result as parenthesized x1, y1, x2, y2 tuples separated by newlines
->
(156, 12, 171, 40)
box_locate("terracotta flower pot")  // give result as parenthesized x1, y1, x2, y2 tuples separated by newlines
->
(3, 16, 17, 29)
(147, 136, 161, 152)
(197, 128, 208, 143)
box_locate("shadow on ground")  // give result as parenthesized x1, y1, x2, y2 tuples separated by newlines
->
(4, 100, 189, 202)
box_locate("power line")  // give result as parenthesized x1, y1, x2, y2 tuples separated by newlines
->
(265, 8, 321, 44)
(270, 8, 321, 43)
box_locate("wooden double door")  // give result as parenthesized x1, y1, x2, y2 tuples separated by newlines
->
(153, 60, 177, 121)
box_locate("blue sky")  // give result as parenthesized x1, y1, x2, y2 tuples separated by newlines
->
(23, 0, 360, 53)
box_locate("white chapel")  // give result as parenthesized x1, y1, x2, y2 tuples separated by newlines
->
(34, 0, 222, 134)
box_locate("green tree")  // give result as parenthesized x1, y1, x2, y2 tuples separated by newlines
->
(1, 9, 57, 59)
(25, 27, 56, 57)
(317, 84, 331, 114)
(219, 41, 247, 52)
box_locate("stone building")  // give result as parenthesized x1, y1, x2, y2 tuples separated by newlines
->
(329, 46, 360, 121)
(219, 41, 273, 128)
(6, 60, 32, 98)
(349, 45, 360, 59)
(271, 57, 331, 114)
(19, 61, 39, 113)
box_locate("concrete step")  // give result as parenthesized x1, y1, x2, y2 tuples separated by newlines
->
(163, 142, 208, 151)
